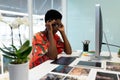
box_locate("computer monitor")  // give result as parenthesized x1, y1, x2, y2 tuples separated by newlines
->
(94, 4, 112, 60)
(95, 4, 103, 58)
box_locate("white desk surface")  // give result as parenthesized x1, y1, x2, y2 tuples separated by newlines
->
(29, 51, 81, 80)
(29, 51, 120, 80)
(0, 51, 120, 80)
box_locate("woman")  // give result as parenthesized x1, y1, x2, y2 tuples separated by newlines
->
(29, 9, 72, 69)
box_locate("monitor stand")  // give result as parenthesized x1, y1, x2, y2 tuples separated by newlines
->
(91, 55, 112, 61)
(91, 32, 112, 61)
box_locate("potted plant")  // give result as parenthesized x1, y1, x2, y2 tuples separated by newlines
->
(0, 40, 32, 80)
(118, 49, 120, 58)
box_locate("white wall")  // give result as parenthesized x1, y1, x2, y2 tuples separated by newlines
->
(67, 0, 120, 52)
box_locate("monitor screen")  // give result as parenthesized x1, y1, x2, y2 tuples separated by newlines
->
(95, 4, 103, 58)
(94, 4, 117, 60)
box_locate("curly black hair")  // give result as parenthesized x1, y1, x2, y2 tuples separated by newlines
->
(45, 9, 62, 23)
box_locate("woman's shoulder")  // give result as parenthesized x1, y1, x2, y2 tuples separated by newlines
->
(33, 32, 43, 39)
(35, 31, 44, 36)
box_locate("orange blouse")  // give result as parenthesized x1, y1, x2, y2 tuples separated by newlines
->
(29, 32, 64, 69)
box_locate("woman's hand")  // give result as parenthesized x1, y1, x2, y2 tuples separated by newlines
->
(58, 24, 64, 32)
(45, 20, 56, 32)
(56, 20, 65, 32)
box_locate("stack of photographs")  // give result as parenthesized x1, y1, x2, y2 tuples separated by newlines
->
(40, 59, 120, 80)
(87, 62, 120, 80)
(40, 65, 91, 80)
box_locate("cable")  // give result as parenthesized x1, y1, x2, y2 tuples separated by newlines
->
(102, 42, 120, 48)
(103, 32, 112, 59)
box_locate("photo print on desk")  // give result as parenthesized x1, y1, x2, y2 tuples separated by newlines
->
(40, 73, 83, 80)
(76, 61, 101, 68)
(106, 61, 120, 72)
(51, 65, 90, 80)
(63, 76, 83, 80)
(118, 74, 120, 80)
(40, 73, 65, 80)
(51, 65, 73, 74)
(51, 57, 76, 65)
(95, 71, 118, 80)
(68, 67, 90, 76)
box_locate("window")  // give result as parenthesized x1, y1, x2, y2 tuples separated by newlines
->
(0, 0, 62, 74)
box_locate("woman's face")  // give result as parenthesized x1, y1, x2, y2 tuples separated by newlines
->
(52, 19, 61, 34)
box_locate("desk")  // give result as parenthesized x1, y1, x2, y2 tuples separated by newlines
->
(29, 51, 81, 80)
(29, 51, 120, 80)
(0, 51, 120, 80)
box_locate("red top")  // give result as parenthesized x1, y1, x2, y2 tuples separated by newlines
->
(29, 32, 64, 69)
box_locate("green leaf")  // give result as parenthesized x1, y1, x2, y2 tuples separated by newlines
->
(11, 45, 18, 51)
(0, 40, 32, 64)
(19, 40, 30, 51)
(19, 47, 32, 58)
(17, 46, 30, 54)
(3, 44, 14, 52)
(118, 49, 120, 55)
(3, 54, 16, 60)
(0, 48, 17, 57)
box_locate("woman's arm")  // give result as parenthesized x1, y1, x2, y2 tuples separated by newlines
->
(57, 20, 72, 54)
(60, 30, 72, 55)
(45, 20, 58, 59)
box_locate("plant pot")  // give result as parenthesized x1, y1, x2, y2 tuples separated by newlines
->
(8, 62, 29, 80)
